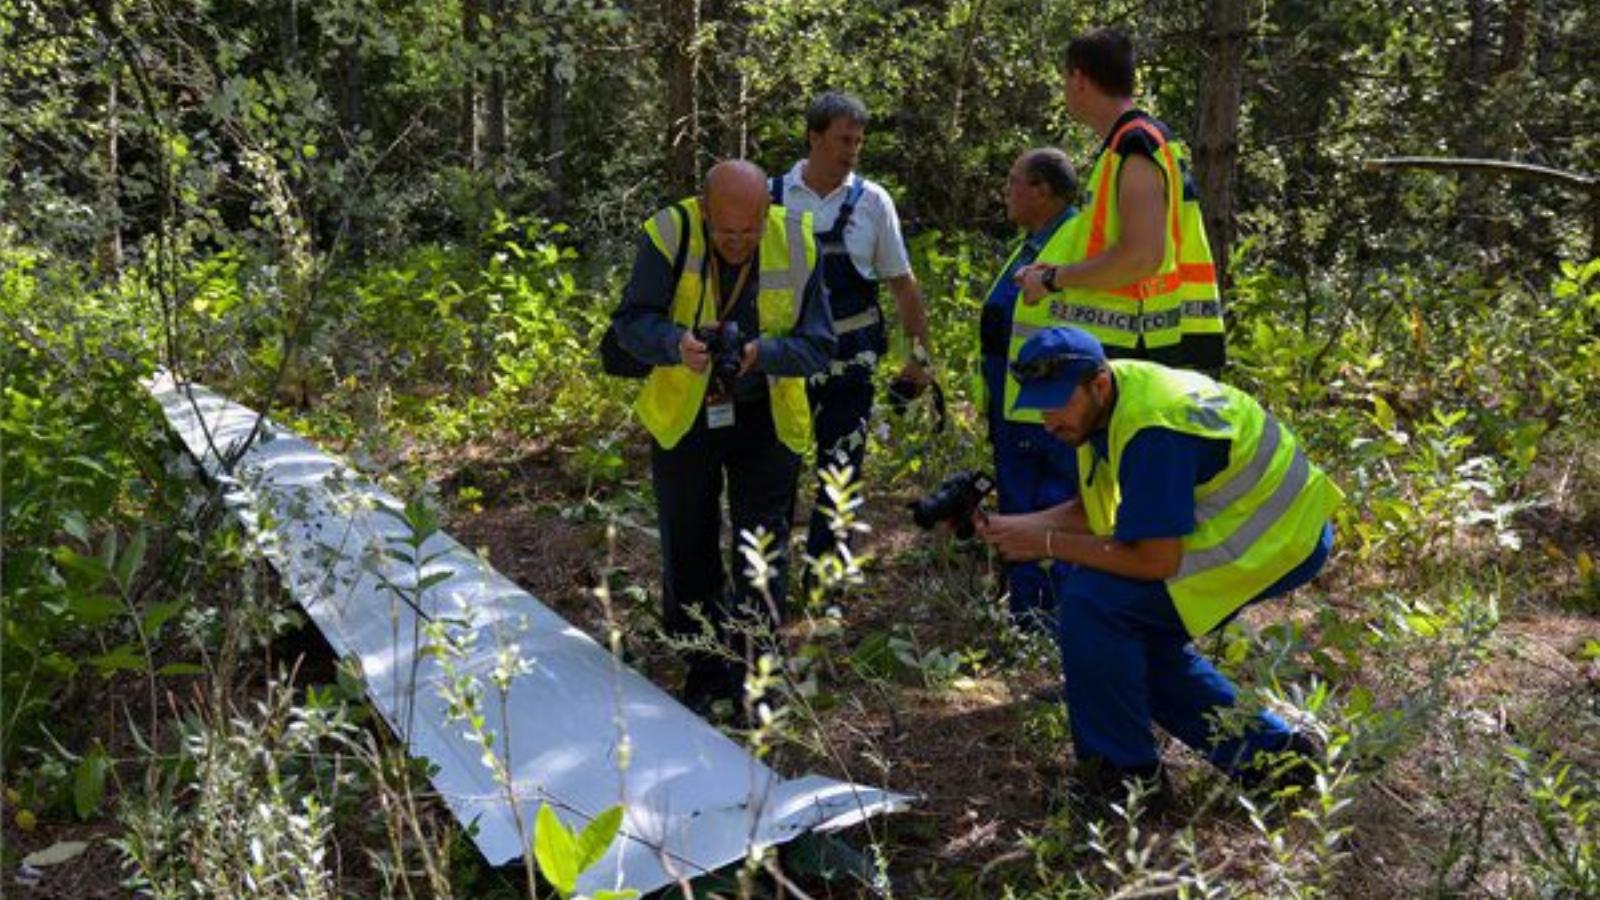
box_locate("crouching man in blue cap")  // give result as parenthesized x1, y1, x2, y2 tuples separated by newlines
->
(975, 325, 1341, 805)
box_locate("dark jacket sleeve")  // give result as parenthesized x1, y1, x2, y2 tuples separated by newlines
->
(612, 231, 687, 367)
(755, 265, 836, 377)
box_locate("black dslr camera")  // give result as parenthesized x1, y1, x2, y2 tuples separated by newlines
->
(908, 470, 995, 540)
(695, 320, 743, 397)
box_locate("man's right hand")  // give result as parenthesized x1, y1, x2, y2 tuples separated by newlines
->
(679, 329, 709, 372)
(1013, 264, 1053, 305)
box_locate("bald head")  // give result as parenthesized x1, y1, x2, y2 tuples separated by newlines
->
(705, 159, 769, 205)
(703, 160, 770, 265)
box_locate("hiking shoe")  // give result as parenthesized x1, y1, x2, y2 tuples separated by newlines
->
(1066, 759, 1173, 822)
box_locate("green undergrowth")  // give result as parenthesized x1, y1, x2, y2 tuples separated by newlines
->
(3, 228, 1596, 895)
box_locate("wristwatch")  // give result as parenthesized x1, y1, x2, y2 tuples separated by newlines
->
(1040, 265, 1060, 292)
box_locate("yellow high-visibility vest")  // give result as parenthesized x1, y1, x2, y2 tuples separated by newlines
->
(994, 215, 1078, 423)
(1078, 361, 1342, 637)
(634, 198, 817, 454)
(1050, 118, 1225, 356)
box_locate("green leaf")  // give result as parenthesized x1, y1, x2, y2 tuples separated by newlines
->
(54, 546, 110, 584)
(90, 644, 147, 675)
(1404, 613, 1441, 637)
(1370, 395, 1396, 434)
(156, 663, 205, 676)
(114, 529, 147, 594)
(98, 530, 118, 575)
(141, 600, 186, 638)
(573, 805, 624, 874)
(534, 802, 580, 897)
(68, 591, 125, 626)
(61, 511, 90, 545)
(592, 891, 641, 900)
(417, 570, 454, 591)
(73, 745, 110, 820)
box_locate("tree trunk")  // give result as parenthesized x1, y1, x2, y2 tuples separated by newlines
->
(282, 0, 300, 73)
(664, 0, 700, 197)
(97, 67, 123, 275)
(1455, 0, 1493, 246)
(461, 0, 480, 168)
(1496, 0, 1530, 78)
(1193, 0, 1246, 290)
(340, 35, 367, 258)
(543, 56, 568, 218)
(704, 0, 746, 159)
(484, 0, 507, 166)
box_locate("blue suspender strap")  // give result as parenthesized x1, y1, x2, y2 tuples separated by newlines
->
(831, 174, 865, 237)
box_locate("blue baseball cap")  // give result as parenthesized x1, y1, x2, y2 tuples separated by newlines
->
(1010, 326, 1108, 411)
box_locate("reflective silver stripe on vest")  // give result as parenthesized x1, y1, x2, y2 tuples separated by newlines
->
(834, 307, 882, 334)
(1183, 300, 1222, 319)
(1177, 444, 1311, 580)
(1141, 308, 1182, 332)
(1046, 302, 1185, 336)
(1195, 415, 1282, 522)
(1050, 302, 1141, 335)
(758, 212, 813, 298)
(651, 207, 681, 256)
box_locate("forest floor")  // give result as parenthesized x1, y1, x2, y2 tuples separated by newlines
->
(433, 435, 1600, 897)
(4, 426, 1594, 899)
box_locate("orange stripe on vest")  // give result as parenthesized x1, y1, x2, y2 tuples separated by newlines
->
(1084, 119, 1185, 294)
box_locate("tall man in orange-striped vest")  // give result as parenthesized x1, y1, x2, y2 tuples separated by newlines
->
(1016, 27, 1226, 373)
(976, 327, 1339, 805)
(612, 160, 836, 716)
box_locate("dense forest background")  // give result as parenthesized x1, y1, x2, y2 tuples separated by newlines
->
(2, 0, 1597, 897)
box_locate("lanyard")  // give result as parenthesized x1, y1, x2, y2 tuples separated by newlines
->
(707, 252, 753, 323)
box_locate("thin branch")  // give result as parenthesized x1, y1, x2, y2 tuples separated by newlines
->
(1363, 157, 1598, 194)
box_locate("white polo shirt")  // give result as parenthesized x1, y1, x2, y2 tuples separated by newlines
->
(776, 161, 914, 283)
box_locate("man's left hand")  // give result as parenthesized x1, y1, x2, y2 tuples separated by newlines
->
(738, 340, 760, 376)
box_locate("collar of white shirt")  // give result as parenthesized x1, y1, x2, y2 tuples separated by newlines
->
(784, 160, 857, 203)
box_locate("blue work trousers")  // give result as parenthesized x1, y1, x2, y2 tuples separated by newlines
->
(1056, 524, 1334, 773)
(983, 355, 1078, 629)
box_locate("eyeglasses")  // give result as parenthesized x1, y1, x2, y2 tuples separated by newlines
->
(706, 223, 767, 242)
(1009, 352, 1103, 383)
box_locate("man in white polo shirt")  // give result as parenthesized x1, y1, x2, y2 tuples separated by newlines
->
(771, 91, 934, 580)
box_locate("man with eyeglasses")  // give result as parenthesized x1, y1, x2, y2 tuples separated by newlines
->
(770, 92, 934, 583)
(981, 147, 1083, 631)
(976, 326, 1338, 807)
(612, 160, 836, 717)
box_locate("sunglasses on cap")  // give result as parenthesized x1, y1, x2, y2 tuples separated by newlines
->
(1008, 352, 1104, 383)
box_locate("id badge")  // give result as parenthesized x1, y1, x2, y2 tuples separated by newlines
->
(706, 401, 735, 430)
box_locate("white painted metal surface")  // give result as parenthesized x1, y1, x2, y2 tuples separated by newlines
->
(146, 373, 909, 896)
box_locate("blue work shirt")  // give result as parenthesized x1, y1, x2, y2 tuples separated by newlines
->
(979, 208, 1075, 360)
(612, 230, 835, 401)
(1077, 422, 1331, 601)
(1078, 427, 1231, 542)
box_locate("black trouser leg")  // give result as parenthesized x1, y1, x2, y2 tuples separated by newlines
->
(726, 401, 802, 637)
(650, 415, 730, 697)
(804, 366, 873, 564)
